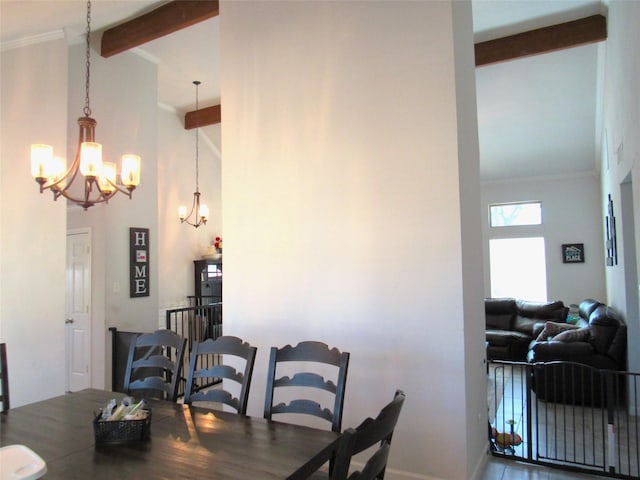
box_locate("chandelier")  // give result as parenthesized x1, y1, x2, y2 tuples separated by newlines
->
(30, 0, 140, 210)
(178, 81, 209, 228)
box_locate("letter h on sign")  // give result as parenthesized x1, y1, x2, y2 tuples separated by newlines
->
(129, 227, 150, 297)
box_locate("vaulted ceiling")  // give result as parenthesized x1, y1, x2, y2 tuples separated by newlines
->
(0, 0, 607, 182)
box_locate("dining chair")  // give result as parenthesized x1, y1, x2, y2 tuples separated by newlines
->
(184, 335, 257, 414)
(123, 329, 187, 402)
(312, 390, 406, 480)
(334, 431, 391, 480)
(0, 342, 9, 412)
(264, 341, 350, 432)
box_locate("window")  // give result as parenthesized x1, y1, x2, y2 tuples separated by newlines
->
(489, 237, 547, 301)
(489, 202, 542, 227)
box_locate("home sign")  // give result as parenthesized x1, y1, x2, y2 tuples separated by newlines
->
(129, 227, 150, 297)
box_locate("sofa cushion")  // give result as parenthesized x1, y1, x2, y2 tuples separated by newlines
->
(486, 312, 515, 330)
(485, 298, 516, 330)
(486, 330, 530, 347)
(513, 300, 567, 335)
(589, 306, 621, 355)
(516, 299, 567, 321)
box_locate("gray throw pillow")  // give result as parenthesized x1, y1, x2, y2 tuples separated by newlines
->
(535, 321, 579, 342)
(554, 327, 590, 343)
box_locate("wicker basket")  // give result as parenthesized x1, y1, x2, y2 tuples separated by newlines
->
(93, 409, 152, 444)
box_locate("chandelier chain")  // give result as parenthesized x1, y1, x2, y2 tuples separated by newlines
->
(195, 81, 200, 192)
(84, 0, 92, 117)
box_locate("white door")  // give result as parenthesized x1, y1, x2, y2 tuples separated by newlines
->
(66, 228, 92, 391)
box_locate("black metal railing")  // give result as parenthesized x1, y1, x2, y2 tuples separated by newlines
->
(166, 302, 223, 397)
(488, 360, 640, 479)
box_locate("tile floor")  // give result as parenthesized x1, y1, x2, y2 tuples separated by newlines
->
(480, 455, 604, 479)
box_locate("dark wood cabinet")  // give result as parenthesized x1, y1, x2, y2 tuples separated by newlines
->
(194, 259, 222, 303)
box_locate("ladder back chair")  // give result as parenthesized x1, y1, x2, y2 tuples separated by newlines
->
(184, 335, 257, 414)
(335, 430, 391, 480)
(0, 343, 9, 412)
(264, 341, 350, 432)
(314, 389, 406, 480)
(123, 329, 187, 402)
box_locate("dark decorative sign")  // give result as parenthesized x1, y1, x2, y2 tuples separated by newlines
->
(562, 243, 584, 264)
(129, 227, 149, 297)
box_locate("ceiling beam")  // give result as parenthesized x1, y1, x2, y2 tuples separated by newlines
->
(475, 14, 606, 67)
(101, 0, 219, 58)
(185, 105, 221, 129)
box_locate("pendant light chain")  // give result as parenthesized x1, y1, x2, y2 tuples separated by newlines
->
(178, 80, 207, 227)
(83, 0, 92, 117)
(194, 80, 201, 193)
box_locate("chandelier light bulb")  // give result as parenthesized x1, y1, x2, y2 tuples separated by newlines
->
(99, 162, 117, 193)
(121, 154, 141, 187)
(30, 144, 53, 180)
(79, 142, 103, 177)
(51, 156, 67, 183)
(199, 204, 209, 220)
(178, 206, 187, 221)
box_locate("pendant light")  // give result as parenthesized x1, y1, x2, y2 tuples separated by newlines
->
(179, 80, 209, 228)
(30, 0, 141, 210)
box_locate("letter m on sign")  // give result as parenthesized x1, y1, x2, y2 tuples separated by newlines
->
(129, 227, 150, 297)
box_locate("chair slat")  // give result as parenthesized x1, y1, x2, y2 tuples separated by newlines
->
(190, 390, 240, 411)
(194, 364, 243, 383)
(273, 372, 337, 393)
(271, 399, 334, 423)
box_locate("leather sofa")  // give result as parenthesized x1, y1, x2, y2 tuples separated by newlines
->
(527, 299, 627, 405)
(485, 298, 569, 361)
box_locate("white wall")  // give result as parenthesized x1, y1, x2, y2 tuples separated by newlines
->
(452, 1, 487, 477)
(220, 1, 483, 479)
(482, 174, 606, 305)
(599, 0, 640, 373)
(0, 39, 68, 407)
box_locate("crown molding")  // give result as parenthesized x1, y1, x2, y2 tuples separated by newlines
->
(0, 30, 65, 52)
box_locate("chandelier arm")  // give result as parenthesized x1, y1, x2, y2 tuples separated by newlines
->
(180, 191, 206, 228)
(53, 178, 116, 210)
(180, 193, 199, 226)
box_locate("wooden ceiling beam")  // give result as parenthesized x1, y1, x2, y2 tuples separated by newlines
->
(101, 0, 219, 58)
(475, 14, 606, 67)
(185, 105, 221, 129)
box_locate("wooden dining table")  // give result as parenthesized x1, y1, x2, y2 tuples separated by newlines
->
(0, 389, 340, 479)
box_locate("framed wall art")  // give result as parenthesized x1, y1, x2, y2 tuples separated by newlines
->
(562, 243, 585, 264)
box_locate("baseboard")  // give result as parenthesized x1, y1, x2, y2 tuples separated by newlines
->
(349, 461, 443, 480)
(468, 447, 491, 480)
(350, 444, 490, 480)
(383, 468, 443, 480)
